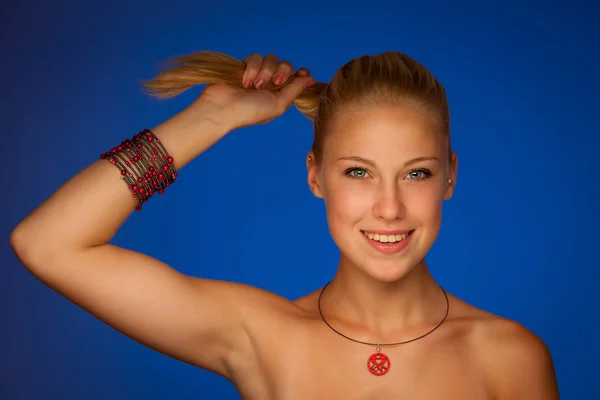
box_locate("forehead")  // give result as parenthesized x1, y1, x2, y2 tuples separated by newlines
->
(323, 105, 446, 162)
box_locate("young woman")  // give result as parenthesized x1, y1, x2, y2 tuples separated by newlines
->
(10, 51, 559, 399)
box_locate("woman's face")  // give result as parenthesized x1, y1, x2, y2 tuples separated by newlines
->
(308, 104, 457, 282)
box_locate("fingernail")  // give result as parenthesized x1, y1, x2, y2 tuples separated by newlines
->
(305, 79, 316, 88)
(243, 79, 251, 88)
(298, 68, 310, 76)
(273, 74, 283, 85)
(255, 79, 265, 89)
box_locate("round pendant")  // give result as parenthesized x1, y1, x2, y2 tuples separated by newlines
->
(367, 352, 391, 376)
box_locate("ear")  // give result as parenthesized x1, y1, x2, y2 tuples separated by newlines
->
(306, 152, 324, 199)
(444, 152, 458, 200)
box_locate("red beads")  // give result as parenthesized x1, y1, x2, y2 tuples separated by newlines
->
(101, 129, 177, 211)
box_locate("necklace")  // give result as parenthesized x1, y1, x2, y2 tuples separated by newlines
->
(317, 281, 450, 376)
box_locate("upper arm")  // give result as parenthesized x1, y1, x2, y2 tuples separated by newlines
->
(13, 242, 283, 378)
(479, 319, 559, 399)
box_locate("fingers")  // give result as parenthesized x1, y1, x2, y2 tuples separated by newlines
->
(275, 75, 315, 114)
(253, 53, 278, 88)
(241, 54, 316, 114)
(241, 54, 308, 90)
(242, 53, 278, 89)
(241, 54, 262, 88)
(295, 67, 311, 77)
(272, 60, 295, 86)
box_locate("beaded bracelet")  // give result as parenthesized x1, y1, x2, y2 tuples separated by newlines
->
(100, 129, 177, 211)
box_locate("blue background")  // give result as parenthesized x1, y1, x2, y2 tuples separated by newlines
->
(2, 0, 598, 398)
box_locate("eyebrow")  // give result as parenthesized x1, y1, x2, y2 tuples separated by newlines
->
(337, 156, 440, 168)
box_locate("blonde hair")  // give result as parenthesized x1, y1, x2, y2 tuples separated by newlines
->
(143, 51, 450, 162)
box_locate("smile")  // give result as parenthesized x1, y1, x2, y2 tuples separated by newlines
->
(361, 231, 411, 243)
(360, 230, 415, 254)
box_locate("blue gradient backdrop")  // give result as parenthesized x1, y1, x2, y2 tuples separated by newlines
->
(2, 0, 598, 398)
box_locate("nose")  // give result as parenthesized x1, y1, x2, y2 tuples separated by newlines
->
(372, 183, 405, 221)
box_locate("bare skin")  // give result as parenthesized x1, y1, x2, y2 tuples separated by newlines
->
(10, 53, 559, 399)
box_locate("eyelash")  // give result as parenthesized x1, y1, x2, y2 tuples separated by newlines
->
(343, 166, 433, 181)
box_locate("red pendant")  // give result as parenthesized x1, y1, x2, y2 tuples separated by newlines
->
(367, 351, 391, 376)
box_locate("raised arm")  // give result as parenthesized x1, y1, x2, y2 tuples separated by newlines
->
(9, 52, 317, 378)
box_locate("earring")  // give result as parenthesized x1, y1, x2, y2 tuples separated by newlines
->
(307, 156, 312, 161)
(448, 179, 452, 184)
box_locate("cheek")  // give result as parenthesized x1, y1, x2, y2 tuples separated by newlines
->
(405, 184, 444, 224)
(322, 181, 373, 236)
(322, 179, 445, 227)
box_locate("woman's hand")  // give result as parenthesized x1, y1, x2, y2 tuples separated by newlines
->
(192, 53, 315, 130)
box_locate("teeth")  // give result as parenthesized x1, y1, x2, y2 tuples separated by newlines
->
(362, 231, 410, 243)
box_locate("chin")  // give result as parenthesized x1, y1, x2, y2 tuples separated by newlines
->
(343, 229, 431, 283)
(334, 227, 434, 282)
(362, 258, 421, 283)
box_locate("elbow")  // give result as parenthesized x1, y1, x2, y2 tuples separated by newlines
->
(10, 224, 29, 260)
(10, 224, 54, 272)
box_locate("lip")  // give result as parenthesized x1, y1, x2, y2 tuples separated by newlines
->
(361, 229, 413, 235)
(361, 229, 414, 255)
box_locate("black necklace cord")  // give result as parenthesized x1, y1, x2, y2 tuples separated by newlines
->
(317, 281, 450, 347)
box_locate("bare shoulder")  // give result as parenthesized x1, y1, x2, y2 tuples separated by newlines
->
(292, 288, 321, 313)
(293, 288, 559, 399)
(453, 297, 559, 399)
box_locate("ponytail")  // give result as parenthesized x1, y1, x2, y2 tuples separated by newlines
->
(142, 51, 327, 120)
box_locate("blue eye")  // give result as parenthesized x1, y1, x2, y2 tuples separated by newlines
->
(344, 167, 369, 179)
(344, 167, 432, 181)
(406, 169, 432, 180)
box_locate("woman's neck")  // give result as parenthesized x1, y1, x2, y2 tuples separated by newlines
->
(320, 257, 446, 341)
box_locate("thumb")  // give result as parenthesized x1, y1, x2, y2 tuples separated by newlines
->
(275, 76, 315, 113)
